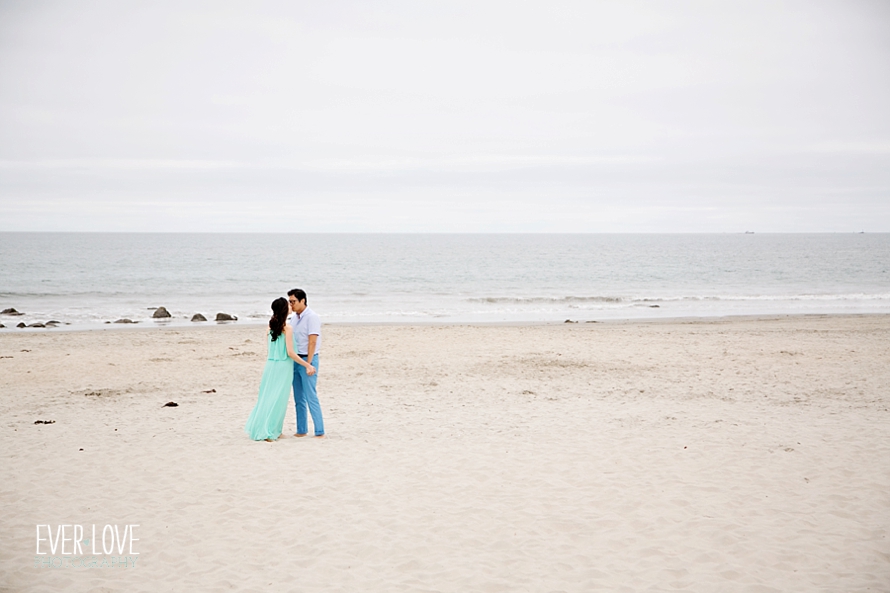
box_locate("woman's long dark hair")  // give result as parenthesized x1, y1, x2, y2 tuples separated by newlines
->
(269, 297, 289, 342)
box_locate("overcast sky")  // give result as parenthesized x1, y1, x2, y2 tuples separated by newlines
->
(1, 0, 888, 232)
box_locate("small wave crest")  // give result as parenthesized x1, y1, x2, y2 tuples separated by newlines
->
(467, 296, 625, 304)
(466, 293, 890, 305)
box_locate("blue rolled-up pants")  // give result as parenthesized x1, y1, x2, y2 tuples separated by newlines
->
(293, 354, 324, 436)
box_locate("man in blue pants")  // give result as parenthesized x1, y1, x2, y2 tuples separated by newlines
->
(287, 288, 325, 438)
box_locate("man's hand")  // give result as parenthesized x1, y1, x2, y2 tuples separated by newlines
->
(306, 365, 316, 376)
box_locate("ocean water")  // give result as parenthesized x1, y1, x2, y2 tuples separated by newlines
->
(1, 233, 888, 330)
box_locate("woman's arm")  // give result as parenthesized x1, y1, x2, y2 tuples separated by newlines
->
(284, 326, 315, 373)
(283, 326, 300, 362)
(285, 326, 316, 375)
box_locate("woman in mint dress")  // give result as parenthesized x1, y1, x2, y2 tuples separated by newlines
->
(245, 297, 301, 441)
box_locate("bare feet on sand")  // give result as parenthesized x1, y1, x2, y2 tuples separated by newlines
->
(294, 433, 307, 437)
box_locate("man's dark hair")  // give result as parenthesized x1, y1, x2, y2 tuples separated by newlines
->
(287, 288, 307, 305)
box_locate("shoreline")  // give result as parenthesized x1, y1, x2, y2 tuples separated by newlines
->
(2, 310, 889, 335)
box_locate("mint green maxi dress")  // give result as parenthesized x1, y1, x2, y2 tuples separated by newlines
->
(244, 331, 293, 440)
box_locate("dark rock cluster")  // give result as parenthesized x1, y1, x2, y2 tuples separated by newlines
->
(5, 319, 65, 328)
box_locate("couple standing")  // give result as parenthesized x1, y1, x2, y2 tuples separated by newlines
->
(244, 288, 325, 441)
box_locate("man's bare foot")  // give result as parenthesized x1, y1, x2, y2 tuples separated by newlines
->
(294, 433, 307, 437)
(314, 434, 325, 439)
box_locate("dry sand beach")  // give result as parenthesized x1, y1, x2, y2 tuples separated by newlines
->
(1, 315, 888, 592)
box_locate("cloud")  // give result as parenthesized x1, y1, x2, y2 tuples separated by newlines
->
(0, 0, 888, 231)
(807, 142, 890, 155)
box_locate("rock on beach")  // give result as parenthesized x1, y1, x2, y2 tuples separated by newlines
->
(215, 313, 237, 321)
(152, 307, 172, 319)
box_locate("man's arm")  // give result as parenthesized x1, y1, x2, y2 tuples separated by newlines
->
(305, 312, 321, 367)
(301, 333, 317, 376)
(305, 334, 318, 374)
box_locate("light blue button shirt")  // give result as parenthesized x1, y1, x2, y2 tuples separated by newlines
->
(288, 307, 321, 355)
